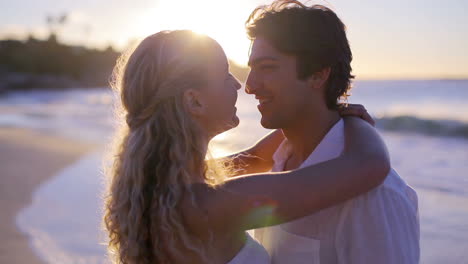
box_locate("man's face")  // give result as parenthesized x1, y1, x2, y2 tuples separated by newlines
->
(246, 37, 313, 129)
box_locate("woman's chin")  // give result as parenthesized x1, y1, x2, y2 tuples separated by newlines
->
(232, 115, 240, 127)
(219, 116, 240, 134)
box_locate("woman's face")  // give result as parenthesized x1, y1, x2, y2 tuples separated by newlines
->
(195, 42, 242, 138)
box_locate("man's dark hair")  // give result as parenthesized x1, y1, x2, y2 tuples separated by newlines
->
(246, 0, 354, 110)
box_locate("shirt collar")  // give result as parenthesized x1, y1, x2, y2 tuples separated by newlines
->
(272, 119, 345, 171)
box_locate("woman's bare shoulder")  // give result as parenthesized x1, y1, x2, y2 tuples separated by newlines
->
(180, 183, 246, 237)
(179, 184, 217, 235)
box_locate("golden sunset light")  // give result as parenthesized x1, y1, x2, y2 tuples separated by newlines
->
(129, 0, 255, 65)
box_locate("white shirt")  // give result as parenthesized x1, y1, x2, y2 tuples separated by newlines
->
(227, 233, 270, 264)
(255, 119, 420, 264)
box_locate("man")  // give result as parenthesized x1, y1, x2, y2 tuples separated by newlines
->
(244, 1, 420, 263)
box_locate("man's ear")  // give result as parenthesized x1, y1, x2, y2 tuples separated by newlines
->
(307, 67, 331, 90)
(183, 88, 205, 116)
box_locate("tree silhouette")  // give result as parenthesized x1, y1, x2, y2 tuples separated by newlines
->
(46, 13, 68, 41)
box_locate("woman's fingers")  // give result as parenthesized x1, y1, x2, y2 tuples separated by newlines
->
(360, 111, 376, 126)
(338, 104, 376, 126)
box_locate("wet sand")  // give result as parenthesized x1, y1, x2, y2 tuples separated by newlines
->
(0, 127, 97, 264)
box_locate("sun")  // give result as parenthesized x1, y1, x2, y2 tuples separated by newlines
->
(132, 0, 258, 66)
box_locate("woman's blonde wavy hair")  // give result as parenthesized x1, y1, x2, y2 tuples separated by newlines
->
(103, 30, 227, 264)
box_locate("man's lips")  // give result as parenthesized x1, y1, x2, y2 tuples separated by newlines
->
(255, 96, 273, 104)
(258, 98, 272, 105)
(255, 96, 273, 111)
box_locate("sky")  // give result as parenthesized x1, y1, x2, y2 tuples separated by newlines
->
(1, 0, 467, 79)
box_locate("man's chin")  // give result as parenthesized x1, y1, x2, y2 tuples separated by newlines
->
(260, 117, 277, 129)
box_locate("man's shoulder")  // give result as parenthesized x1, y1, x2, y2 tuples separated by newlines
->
(344, 168, 418, 211)
(381, 168, 417, 197)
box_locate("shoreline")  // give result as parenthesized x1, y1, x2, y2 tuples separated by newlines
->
(0, 127, 98, 264)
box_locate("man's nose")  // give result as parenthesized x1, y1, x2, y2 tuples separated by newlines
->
(245, 73, 259, 94)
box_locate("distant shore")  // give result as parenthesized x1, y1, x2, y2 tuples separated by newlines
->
(0, 36, 250, 94)
(0, 127, 97, 264)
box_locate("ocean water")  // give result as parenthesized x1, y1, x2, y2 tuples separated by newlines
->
(1, 80, 467, 263)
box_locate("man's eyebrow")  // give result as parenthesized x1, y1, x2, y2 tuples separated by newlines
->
(247, 56, 278, 67)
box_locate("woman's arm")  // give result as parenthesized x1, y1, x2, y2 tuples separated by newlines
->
(219, 129, 284, 176)
(190, 117, 390, 235)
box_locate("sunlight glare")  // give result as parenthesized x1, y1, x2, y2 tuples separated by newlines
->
(132, 0, 256, 65)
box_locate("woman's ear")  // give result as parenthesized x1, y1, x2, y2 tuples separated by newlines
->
(307, 67, 331, 90)
(183, 88, 205, 116)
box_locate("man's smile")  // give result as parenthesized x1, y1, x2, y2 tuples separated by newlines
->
(255, 96, 273, 112)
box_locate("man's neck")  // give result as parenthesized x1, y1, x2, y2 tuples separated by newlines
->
(282, 109, 341, 166)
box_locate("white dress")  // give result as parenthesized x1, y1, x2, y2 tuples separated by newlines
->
(227, 233, 270, 264)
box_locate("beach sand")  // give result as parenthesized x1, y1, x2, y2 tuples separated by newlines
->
(0, 127, 97, 264)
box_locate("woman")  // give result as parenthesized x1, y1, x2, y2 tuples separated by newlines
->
(104, 30, 389, 264)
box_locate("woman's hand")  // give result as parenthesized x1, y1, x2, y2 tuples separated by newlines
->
(338, 104, 375, 126)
